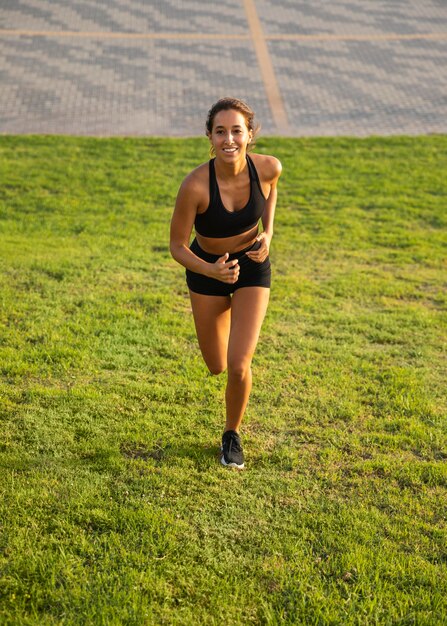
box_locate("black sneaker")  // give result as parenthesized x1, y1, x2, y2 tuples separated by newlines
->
(221, 430, 245, 469)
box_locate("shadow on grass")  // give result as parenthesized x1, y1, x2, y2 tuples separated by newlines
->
(168, 443, 221, 464)
(120, 441, 220, 467)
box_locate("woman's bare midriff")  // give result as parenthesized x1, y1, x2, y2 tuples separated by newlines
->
(195, 224, 258, 256)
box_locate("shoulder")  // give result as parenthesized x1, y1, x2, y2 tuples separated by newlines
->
(178, 161, 209, 196)
(249, 152, 282, 184)
(175, 161, 209, 211)
(174, 161, 210, 215)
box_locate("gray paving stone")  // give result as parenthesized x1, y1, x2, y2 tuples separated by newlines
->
(269, 38, 447, 136)
(0, 0, 446, 136)
(0, 0, 247, 35)
(256, 0, 447, 36)
(269, 36, 447, 136)
(0, 35, 272, 135)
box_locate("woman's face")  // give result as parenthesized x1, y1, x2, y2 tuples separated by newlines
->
(208, 109, 252, 161)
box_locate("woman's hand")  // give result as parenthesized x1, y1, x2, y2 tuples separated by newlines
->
(245, 232, 271, 263)
(209, 253, 240, 283)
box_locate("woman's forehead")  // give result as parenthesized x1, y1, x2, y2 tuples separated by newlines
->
(213, 109, 247, 127)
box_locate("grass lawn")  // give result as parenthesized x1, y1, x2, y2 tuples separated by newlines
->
(0, 134, 446, 625)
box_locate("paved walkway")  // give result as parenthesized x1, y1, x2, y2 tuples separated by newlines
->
(1, 0, 446, 136)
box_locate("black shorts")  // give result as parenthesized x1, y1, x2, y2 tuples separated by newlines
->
(186, 238, 271, 296)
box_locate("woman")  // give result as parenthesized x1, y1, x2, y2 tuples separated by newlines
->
(170, 97, 281, 469)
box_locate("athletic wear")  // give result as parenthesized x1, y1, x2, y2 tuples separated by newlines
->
(221, 430, 245, 469)
(194, 155, 266, 238)
(186, 237, 271, 296)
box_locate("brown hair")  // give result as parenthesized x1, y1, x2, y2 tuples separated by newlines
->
(206, 97, 260, 154)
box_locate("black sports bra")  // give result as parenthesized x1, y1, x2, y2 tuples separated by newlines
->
(194, 155, 266, 238)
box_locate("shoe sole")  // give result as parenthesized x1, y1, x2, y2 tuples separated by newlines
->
(220, 451, 244, 469)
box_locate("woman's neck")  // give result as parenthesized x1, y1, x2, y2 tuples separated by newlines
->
(214, 153, 248, 180)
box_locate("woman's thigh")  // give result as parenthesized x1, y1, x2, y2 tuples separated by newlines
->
(228, 287, 270, 372)
(189, 290, 232, 374)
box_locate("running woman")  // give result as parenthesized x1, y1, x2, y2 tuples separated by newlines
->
(170, 97, 282, 469)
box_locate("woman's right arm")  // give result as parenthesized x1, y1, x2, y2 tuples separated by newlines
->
(169, 176, 212, 275)
(170, 176, 240, 282)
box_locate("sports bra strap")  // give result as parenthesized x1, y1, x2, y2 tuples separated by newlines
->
(246, 154, 257, 181)
(209, 159, 218, 205)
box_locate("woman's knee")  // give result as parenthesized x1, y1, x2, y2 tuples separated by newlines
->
(207, 361, 227, 376)
(227, 357, 251, 380)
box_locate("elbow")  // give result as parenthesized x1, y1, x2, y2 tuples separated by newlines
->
(169, 242, 178, 261)
(170, 241, 184, 263)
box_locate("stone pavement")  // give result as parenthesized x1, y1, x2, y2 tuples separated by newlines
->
(0, 0, 446, 137)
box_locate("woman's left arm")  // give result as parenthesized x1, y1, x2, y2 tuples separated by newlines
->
(246, 156, 282, 263)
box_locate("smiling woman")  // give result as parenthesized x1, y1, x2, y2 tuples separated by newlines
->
(170, 97, 282, 469)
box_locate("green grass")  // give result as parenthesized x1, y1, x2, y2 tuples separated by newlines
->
(0, 134, 446, 625)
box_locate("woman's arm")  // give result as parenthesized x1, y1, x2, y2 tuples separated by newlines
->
(246, 155, 282, 263)
(170, 175, 211, 275)
(170, 175, 240, 282)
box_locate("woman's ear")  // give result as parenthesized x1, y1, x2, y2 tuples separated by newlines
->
(207, 134, 215, 157)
